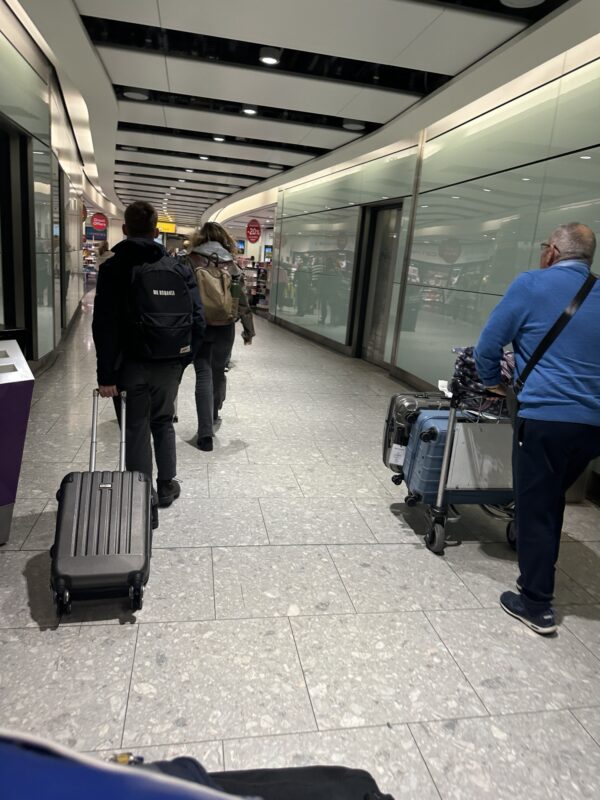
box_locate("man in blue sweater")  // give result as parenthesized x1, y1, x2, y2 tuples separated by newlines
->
(475, 222, 599, 635)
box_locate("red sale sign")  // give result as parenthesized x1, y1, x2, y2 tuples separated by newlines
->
(246, 218, 261, 243)
(91, 212, 108, 231)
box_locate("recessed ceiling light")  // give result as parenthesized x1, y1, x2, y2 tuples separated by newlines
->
(259, 46, 281, 66)
(420, 205, 429, 208)
(452, 196, 460, 199)
(580, 155, 592, 160)
(349, 202, 355, 205)
(381, 196, 389, 200)
(123, 89, 150, 101)
(521, 177, 531, 181)
(199, 155, 209, 160)
(33, 150, 45, 155)
(178, 179, 185, 183)
(483, 188, 492, 192)
(213, 136, 225, 143)
(243, 105, 258, 116)
(500, 0, 545, 7)
(342, 119, 366, 132)
(170, 186, 176, 190)
(185, 168, 194, 173)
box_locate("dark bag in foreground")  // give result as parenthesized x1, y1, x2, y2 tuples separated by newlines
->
(130, 256, 194, 359)
(51, 391, 152, 616)
(151, 761, 394, 800)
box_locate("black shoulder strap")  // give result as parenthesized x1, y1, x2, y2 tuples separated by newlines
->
(515, 271, 597, 393)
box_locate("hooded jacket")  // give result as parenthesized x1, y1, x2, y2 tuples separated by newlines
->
(187, 240, 255, 341)
(92, 238, 206, 385)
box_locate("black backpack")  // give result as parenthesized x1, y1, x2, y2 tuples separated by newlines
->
(130, 256, 194, 360)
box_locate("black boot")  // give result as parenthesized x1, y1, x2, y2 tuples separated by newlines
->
(197, 436, 214, 451)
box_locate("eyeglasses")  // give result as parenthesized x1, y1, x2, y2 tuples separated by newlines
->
(540, 242, 561, 253)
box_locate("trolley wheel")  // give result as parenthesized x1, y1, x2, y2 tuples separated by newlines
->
(405, 493, 420, 508)
(54, 589, 72, 617)
(173, 415, 179, 423)
(129, 584, 144, 612)
(506, 520, 517, 551)
(425, 523, 446, 555)
(391, 474, 404, 486)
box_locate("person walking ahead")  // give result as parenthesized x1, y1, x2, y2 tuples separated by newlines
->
(184, 223, 255, 451)
(475, 222, 600, 635)
(92, 201, 205, 523)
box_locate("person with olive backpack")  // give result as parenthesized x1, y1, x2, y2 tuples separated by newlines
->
(184, 223, 255, 451)
(475, 222, 599, 635)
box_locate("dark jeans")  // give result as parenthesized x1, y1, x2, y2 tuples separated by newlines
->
(115, 359, 183, 484)
(515, 418, 600, 612)
(194, 324, 235, 438)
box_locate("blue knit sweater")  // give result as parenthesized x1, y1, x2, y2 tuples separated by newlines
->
(475, 260, 600, 425)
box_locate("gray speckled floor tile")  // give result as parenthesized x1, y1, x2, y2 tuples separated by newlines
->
(213, 545, 353, 618)
(318, 439, 382, 467)
(245, 439, 326, 465)
(329, 544, 480, 612)
(291, 612, 487, 728)
(572, 706, 600, 747)
(16, 461, 73, 500)
(292, 465, 392, 498)
(88, 740, 224, 770)
(173, 467, 210, 500)
(123, 619, 316, 745)
(561, 605, 600, 659)
(411, 710, 600, 800)
(75, 549, 214, 624)
(445, 543, 596, 608)
(259, 497, 375, 545)
(224, 724, 438, 800)
(563, 502, 600, 542)
(1, 499, 48, 550)
(558, 542, 600, 600)
(0, 625, 137, 749)
(22, 433, 85, 463)
(208, 465, 302, 498)
(0, 550, 58, 628)
(174, 438, 250, 466)
(428, 607, 600, 715)
(155, 498, 268, 547)
(271, 419, 344, 441)
(21, 500, 58, 551)
(352, 499, 420, 544)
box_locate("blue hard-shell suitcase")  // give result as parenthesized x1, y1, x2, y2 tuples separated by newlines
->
(403, 409, 452, 505)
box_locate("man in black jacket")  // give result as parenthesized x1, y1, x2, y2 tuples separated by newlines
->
(92, 202, 205, 524)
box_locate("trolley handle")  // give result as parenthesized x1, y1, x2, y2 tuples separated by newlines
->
(90, 389, 127, 472)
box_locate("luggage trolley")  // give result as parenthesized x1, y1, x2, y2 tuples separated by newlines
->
(399, 380, 515, 554)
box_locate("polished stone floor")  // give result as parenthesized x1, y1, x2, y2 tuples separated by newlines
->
(4, 304, 600, 798)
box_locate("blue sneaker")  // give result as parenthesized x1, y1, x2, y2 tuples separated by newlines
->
(500, 591, 557, 635)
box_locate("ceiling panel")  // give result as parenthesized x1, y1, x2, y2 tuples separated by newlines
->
(116, 150, 280, 179)
(114, 176, 235, 196)
(97, 47, 170, 90)
(161, 106, 358, 150)
(165, 55, 407, 123)
(116, 130, 311, 166)
(393, 8, 525, 74)
(75, 0, 160, 26)
(115, 163, 255, 187)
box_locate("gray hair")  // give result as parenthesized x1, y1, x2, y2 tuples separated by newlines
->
(549, 222, 596, 265)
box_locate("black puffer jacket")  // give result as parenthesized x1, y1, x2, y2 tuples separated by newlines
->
(92, 239, 205, 385)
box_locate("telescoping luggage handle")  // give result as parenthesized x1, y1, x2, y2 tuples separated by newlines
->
(90, 389, 126, 472)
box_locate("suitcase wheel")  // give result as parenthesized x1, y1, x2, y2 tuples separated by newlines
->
(420, 428, 438, 443)
(506, 520, 517, 551)
(54, 589, 72, 617)
(405, 493, 420, 508)
(425, 522, 446, 555)
(391, 474, 404, 486)
(129, 584, 144, 612)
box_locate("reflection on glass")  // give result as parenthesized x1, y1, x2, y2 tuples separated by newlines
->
(33, 146, 54, 357)
(63, 172, 83, 324)
(395, 147, 600, 386)
(271, 207, 360, 345)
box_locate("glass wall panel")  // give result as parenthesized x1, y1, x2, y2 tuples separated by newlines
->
(274, 207, 360, 345)
(51, 154, 61, 341)
(550, 59, 600, 156)
(420, 79, 560, 193)
(63, 173, 83, 324)
(394, 146, 600, 385)
(33, 144, 54, 357)
(0, 32, 49, 145)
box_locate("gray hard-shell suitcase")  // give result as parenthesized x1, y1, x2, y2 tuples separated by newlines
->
(383, 392, 450, 474)
(50, 390, 152, 616)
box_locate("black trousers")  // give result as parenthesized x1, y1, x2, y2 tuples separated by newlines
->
(115, 359, 183, 484)
(515, 418, 600, 611)
(193, 324, 236, 438)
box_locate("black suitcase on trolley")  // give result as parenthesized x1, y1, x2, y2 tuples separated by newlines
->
(383, 392, 451, 474)
(50, 390, 152, 616)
